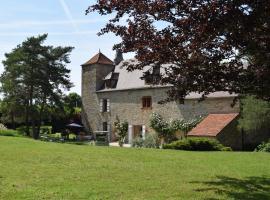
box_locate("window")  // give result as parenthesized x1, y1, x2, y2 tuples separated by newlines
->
(100, 99, 110, 112)
(142, 96, 152, 109)
(103, 122, 108, 131)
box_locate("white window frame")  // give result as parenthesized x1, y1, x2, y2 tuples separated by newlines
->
(100, 98, 110, 113)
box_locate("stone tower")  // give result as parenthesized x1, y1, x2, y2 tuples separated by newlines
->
(81, 52, 114, 133)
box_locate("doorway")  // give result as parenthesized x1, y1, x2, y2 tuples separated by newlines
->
(133, 125, 143, 138)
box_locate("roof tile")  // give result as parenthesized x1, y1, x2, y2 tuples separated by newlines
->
(82, 52, 113, 66)
(188, 113, 239, 137)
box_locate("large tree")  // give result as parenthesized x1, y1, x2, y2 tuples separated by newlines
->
(87, 1, 270, 102)
(1, 34, 73, 138)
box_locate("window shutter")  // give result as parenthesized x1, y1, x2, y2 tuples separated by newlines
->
(106, 99, 110, 112)
(99, 99, 103, 112)
(142, 125, 146, 140)
(128, 125, 133, 144)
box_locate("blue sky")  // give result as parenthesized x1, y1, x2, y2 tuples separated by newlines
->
(0, 0, 131, 95)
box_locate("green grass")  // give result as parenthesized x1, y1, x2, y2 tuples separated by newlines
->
(0, 137, 269, 200)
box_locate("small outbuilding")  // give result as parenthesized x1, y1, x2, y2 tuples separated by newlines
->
(188, 113, 242, 150)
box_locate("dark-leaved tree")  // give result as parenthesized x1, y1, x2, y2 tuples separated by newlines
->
(87, 1, 270, 102)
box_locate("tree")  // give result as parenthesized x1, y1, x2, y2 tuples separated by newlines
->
(238, 96, 270, 133)
(1, 34, 74, 138)
(63, 93, 82, 112)
(87, 1, 270, 102)
(50, 93, 82, 134)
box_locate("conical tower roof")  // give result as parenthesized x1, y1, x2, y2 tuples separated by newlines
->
(82, 52, 114, 66)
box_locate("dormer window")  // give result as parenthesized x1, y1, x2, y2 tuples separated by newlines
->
(144, 66, 161, 85)
(104, 72, 119, 89)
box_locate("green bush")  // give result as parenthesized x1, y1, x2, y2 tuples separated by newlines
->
(132, 137, 144, 148)
(40, 126, 52, 135)
(163, 138, 229, 151)
(143, 133, 159, 148)
(0, 129, 21, 137)
(16, 126, 28, 135)
(132, 133, 159, 148)
(255, 140, 270, 152)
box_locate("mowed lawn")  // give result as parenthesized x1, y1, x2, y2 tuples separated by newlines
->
(0, 137, 269, 200)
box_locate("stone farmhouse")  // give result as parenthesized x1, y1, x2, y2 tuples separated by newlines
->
(81, 51, 245, 149)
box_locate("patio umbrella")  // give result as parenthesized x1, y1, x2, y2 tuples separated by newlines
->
(66, 123, 83, 128)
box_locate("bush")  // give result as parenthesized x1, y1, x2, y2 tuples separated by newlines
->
(16, 126, 28, 135)
(0, 129, 21, 137)
(163, 138, 229, 151)
(132, 137, 144, 148)
(143, 133, 159, 148)
(132, 133, 159, 148)
(40, 126, 52, 135)
(255, 140, 270, 152)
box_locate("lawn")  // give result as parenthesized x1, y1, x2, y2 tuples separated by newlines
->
(0, 137, 269, 200)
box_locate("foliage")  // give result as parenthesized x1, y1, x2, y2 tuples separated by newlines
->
(88, 1, 270, 102)
(63, 92, 82, 116)
(40, 126, 52, 135)
(171, 116, 203, 135)
(238, 96, 270, 133)
(132, 133, 159, 148)
(1, 34, 74, 138)
(131, 137, 144, 148)
(1, 137, 270, 199)
(150, 112, 203, 143)
(255, 140, 270, 152)
(143, 133, 159, 148)
(149, 113, 174, 142)
(114, 117, 128, 147)
(163, 138, 230, 151)
(0, 129, 21, 137)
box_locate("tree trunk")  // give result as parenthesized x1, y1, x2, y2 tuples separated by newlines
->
(11, 110, 15, 130)
(25, 99, 30, 136)
(37, 96, 46, 137)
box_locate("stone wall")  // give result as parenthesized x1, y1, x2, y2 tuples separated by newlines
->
(96, 87, 239, 136)
(81, 63, 114, 133)
(217, 118, 243, 150)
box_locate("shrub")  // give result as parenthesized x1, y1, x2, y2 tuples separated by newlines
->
(132, 137, 144, 148)
(40, 126, 52, 135)
(0, 129, 21, 137)
(114, 117, 128, 147)
(255, 140, 270, 152)
(150, 112, 204, 144)
(132, 133, 159, 148)
(163, 138, 229, 151)
(143, 133, 159, 148)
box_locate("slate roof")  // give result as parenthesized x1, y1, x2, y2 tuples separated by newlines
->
(187, 113, 239, 137)
(82, 52, 114, 66)
(97, 59, 238, 99)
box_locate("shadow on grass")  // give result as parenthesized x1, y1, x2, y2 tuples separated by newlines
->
(191, 176, 270, 200)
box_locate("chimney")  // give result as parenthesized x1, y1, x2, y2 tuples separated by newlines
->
(114, 49, 123, 65)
